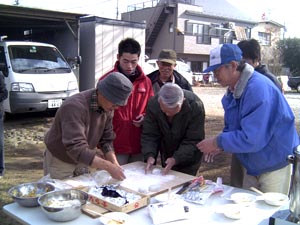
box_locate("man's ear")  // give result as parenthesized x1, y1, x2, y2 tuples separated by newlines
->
(231, 61, 238, 70)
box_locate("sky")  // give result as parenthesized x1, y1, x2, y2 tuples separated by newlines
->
(1, 0, 299, 38)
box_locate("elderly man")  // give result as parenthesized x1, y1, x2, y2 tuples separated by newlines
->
(147, 49, 193, 94)
(196, 44, 299, 194)
(44, 72, 133, 180)
(142, 83, 205, 176)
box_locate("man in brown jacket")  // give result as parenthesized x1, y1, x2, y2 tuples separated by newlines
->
(43, 72, 133, 180)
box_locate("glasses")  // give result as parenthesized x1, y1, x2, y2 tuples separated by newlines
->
(213, 64, 231, 76)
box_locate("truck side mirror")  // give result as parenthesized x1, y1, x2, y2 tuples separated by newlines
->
(67, 56, 82, 66)
(0, 63, 8, 77)
(75, 55, 82, 65)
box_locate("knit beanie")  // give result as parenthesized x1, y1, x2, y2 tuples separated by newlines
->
(97, 72, 133, 106)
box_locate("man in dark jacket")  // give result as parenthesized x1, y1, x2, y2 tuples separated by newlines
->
(142, 83, 205, 176)
(147, 49, 193, 94)
(0, 71, 7, 178)
(238, 39, 283, 92)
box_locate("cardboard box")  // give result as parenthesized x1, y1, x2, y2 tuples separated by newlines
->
(87, 186, 149, 213)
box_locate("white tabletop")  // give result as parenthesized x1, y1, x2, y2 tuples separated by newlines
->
(3, 185, 287, 225)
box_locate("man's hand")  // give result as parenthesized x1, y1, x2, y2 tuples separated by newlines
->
(203, 152, 219, 163)
(106, 163, 126, 180)
(196, 137, 222, 163)
(91, 155, 126, 180)
(105, 150, 120, 166)
(145, 157, 155, 174)
(133, 114, 144, 127)
(162, 157, 176, 175)
(196, 137, 219, 154)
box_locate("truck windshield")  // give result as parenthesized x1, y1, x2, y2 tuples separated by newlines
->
(8, 45, 71, 73)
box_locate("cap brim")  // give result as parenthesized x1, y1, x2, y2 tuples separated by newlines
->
(203, 63, 222, 73)
(158, 59, 176, 65)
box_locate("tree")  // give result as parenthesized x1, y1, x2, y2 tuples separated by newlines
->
(278, 38, 300, 76)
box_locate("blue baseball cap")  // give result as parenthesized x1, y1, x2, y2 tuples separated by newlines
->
(203, 44, 242, 73)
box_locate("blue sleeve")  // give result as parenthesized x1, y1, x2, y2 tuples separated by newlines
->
(218, 79, 281, 153)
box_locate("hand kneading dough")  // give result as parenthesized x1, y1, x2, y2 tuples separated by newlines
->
(149, 184, 160, 192)
(152, 168, 162, 175)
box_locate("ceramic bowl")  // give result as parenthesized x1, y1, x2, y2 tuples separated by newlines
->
(230, 192, 256, 206)
(263, 192, 288, 206)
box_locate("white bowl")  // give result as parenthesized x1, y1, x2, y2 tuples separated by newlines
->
(99, 212, 131, 225)
(230, 192, 256, 206)
(263, 192, 288, 206)
(215, 204, 243, 220)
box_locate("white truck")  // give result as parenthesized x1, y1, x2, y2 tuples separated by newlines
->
(0, 40, 79, 114)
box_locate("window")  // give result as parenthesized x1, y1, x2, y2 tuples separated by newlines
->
(0, 47, 6, 64)
(169, 22, 174, 33)
(178, 0, 201, 6)
(8, 45, 71, 73)
(185, 21, 211, 44)
(258, 32, 271, 46)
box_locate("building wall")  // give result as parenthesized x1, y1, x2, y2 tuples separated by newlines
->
(80, 17, 146, 91)
(122, 3, 282, 74)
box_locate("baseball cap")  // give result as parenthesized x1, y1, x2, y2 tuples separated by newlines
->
(158, 49, 177, 65)
(203, 44, 242, 73)
(97, 72, 133, 106)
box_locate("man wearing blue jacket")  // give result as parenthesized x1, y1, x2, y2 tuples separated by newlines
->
(197, 43, 299, 194)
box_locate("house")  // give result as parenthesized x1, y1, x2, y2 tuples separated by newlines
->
(252, 20, 285, 75)
(121, 0, 283, 74)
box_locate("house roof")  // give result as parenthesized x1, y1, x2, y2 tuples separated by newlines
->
(258, 20, 285, 28)
(186, 0, 256, 23)
(0, 4, 86, 30)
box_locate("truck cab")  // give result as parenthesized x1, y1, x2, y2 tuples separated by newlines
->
(0, 41, 79, 114)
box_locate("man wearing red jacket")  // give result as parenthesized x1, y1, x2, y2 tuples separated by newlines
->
(99, 38, 154, 165)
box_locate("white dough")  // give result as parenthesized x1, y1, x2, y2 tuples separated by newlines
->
(152, 168, 162, 175)
(149, 184, 161, 192)
(138, 186, 149, 194)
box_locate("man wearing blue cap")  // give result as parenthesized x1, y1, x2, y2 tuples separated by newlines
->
(196, 43, 299, 194)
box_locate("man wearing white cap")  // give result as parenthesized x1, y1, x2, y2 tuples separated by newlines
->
(43, 72, 133, 180)
(196, 43, 299, 194)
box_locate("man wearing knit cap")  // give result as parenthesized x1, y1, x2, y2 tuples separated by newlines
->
(43, 72, 133, 180)
(147, 49, 193, 94)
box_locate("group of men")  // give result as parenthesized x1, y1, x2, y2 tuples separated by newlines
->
(42, 37, 299, 195)
(43, 38, 204, 180)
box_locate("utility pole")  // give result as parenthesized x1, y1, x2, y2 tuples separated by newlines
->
(116, 0, 119, 20)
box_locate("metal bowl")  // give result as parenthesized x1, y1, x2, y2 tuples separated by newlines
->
(8, 182, 55, 207)
(38, 189, 88, 222)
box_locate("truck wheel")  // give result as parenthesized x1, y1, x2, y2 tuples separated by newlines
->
(297, 84, 300, 93)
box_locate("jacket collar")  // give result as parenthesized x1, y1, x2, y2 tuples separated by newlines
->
(227, 63, 254, 99)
